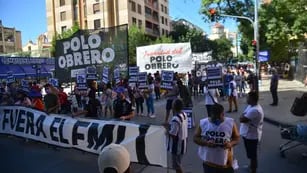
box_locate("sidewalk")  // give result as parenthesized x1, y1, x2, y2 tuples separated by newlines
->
(259, 78, 307, 126)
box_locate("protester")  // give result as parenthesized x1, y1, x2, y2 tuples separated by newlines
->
(133, 85, 144, 116)
(0, 92, 14, 106)
(87, 80, 97, 99)
(163, 81, 180, 124)
(44, 84, 60, 114)
(227, 75, 238, 113)
(74, 85, 82, 108)
(154, 71, 161, 100)
(29, 89, 45, 111)
(166, 99, 188, 173)
(101, 82, 113, 117)
(15, 89, 32, 107)
(177, 80, 193, 107)
(203, 81, 219, 117)
(240, 91, 264, 173)
(193, 103, 240, 173)
(98, 144, 131, 173)
(72, 96, 102, 118)
(144, 79, 155, 118)
(58, 86, 71, 113)
(113, 87, 134, 120)
(270, 68, 279, 106)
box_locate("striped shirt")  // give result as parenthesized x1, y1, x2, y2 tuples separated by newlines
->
(167, 112, 188, 155)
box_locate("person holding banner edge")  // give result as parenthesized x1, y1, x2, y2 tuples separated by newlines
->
(113, 86, 135, 120)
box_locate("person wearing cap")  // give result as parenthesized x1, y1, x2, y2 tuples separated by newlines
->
(15, 89, 32, 107)
(113, 87, 134, 120)
(98, 144, 131, 173)
(29, 89, 45, 111)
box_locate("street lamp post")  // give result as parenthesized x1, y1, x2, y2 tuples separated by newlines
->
(218, 0, 260, 92)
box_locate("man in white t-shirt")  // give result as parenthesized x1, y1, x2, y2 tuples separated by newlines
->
(240, 91, 264, 173)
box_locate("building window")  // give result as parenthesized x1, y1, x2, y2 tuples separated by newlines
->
(137, 4, 142, 14)
(61, 26, 67, 32)
(166, 30, 168, 35)
(132, 17, 137, 25)
(93, 3, 100, 14)
(161, 16, 164, 24)
(60, 11, 66, 21)
(162, 29, 165, 35)
(165, 18, 168, 26)
(138, 19, 142, 28)
(60, 0, 65, 6)
(94, 19, 101, 29)
(131, 1, 136, 12)
(161, 4, 164, 12)
(165, 7, 168, 14)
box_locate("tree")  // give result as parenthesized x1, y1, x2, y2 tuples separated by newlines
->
(128, 25, 150, 65)
(200, 0, 307, 62)
(152, 35, 173, 44)
(50, 22, 80, 57)
(209, 36, 233, 62)
(169, 24, 211, 52)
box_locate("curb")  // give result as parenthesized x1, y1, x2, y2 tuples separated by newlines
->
(264, 117, 292, 127)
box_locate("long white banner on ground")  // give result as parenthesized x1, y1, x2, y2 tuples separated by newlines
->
(0, 106, 167, 167)
(137, 42, 192, 74)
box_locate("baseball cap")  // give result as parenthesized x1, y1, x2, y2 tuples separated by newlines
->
(98, 144, 130, 173)
(115, 86, 126, 93)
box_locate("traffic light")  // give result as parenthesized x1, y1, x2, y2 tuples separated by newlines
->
(209, 8, 216, 22)
(252, 40, 257, 55)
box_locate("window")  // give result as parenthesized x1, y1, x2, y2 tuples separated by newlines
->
(132, 17, 137, 25)
(60, 11, 66, 21)
(137, 4, 142, 14)
(165, 7, 168, 14)
(138, 19, 142, 28)
(93, 3, 100, 14)
(166, 30, 168, 35)
(161, 16, 164, 24)
(165, 18, 168, 26)
(94, 19, 101, 29)
(162, 29, 164, 35)
(60, 0, 65, 6)
(161, 4, 164, 12)
(61, 26, 67, 32)
(131, 1, 136, 12)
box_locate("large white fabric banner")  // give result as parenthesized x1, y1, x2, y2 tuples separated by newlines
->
(137, 43, 192, 74)
(0, 106, 167, 167)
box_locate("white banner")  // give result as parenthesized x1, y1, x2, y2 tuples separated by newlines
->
(0, 106, 167, 167)
(137, 43, 192, 74)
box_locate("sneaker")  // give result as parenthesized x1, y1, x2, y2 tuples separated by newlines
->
(150, 114, 156, 118)
(140, 113, 145, 116)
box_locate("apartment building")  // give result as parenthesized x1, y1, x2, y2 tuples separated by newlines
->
(0, 20, 22, 54)
(46, 0, 171, 41)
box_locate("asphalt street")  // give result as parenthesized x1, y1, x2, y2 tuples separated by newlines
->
(1, 78, 307, 173)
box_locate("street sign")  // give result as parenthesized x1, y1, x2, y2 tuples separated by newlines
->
(258, 50, 269, 62)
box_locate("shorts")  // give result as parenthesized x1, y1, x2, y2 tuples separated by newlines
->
(243, 137, 258, 159)
(166, 99, 173, 111)
(172, 154, 183, 170)
(203, 162, 234, 173)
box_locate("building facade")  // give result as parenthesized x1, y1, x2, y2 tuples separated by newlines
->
(0, 20, 22, 54)
(46, 0, 171, 41)
(22, 33, 52, 57)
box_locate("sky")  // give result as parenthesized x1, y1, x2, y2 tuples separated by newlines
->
(0, 0, 237, 47)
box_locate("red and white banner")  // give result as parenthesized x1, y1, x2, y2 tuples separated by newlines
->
(137, 43, 192, 74)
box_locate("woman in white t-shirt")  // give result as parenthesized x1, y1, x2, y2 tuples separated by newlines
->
(203, 83, 219, 117)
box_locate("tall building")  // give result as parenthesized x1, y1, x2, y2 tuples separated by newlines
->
(0, 20, 22, 54)
(22, 33, 52, 57)
(46, 0, 171, 41)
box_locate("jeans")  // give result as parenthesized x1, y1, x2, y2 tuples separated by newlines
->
(146, 95, 154, 114)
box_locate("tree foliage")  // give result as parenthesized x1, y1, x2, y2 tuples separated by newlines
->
(200, 0, 307, 62)
(209, 36, 233, 61)
(128, 25, 150, 65)
(50, 22, 80, 57)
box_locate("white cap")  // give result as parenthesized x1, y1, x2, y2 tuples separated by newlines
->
(98, 144, 130, 173)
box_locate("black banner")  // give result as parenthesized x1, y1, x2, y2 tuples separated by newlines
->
(55, 25, 128, 83)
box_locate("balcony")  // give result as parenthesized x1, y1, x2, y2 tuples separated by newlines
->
(145, 0, 158, 10)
